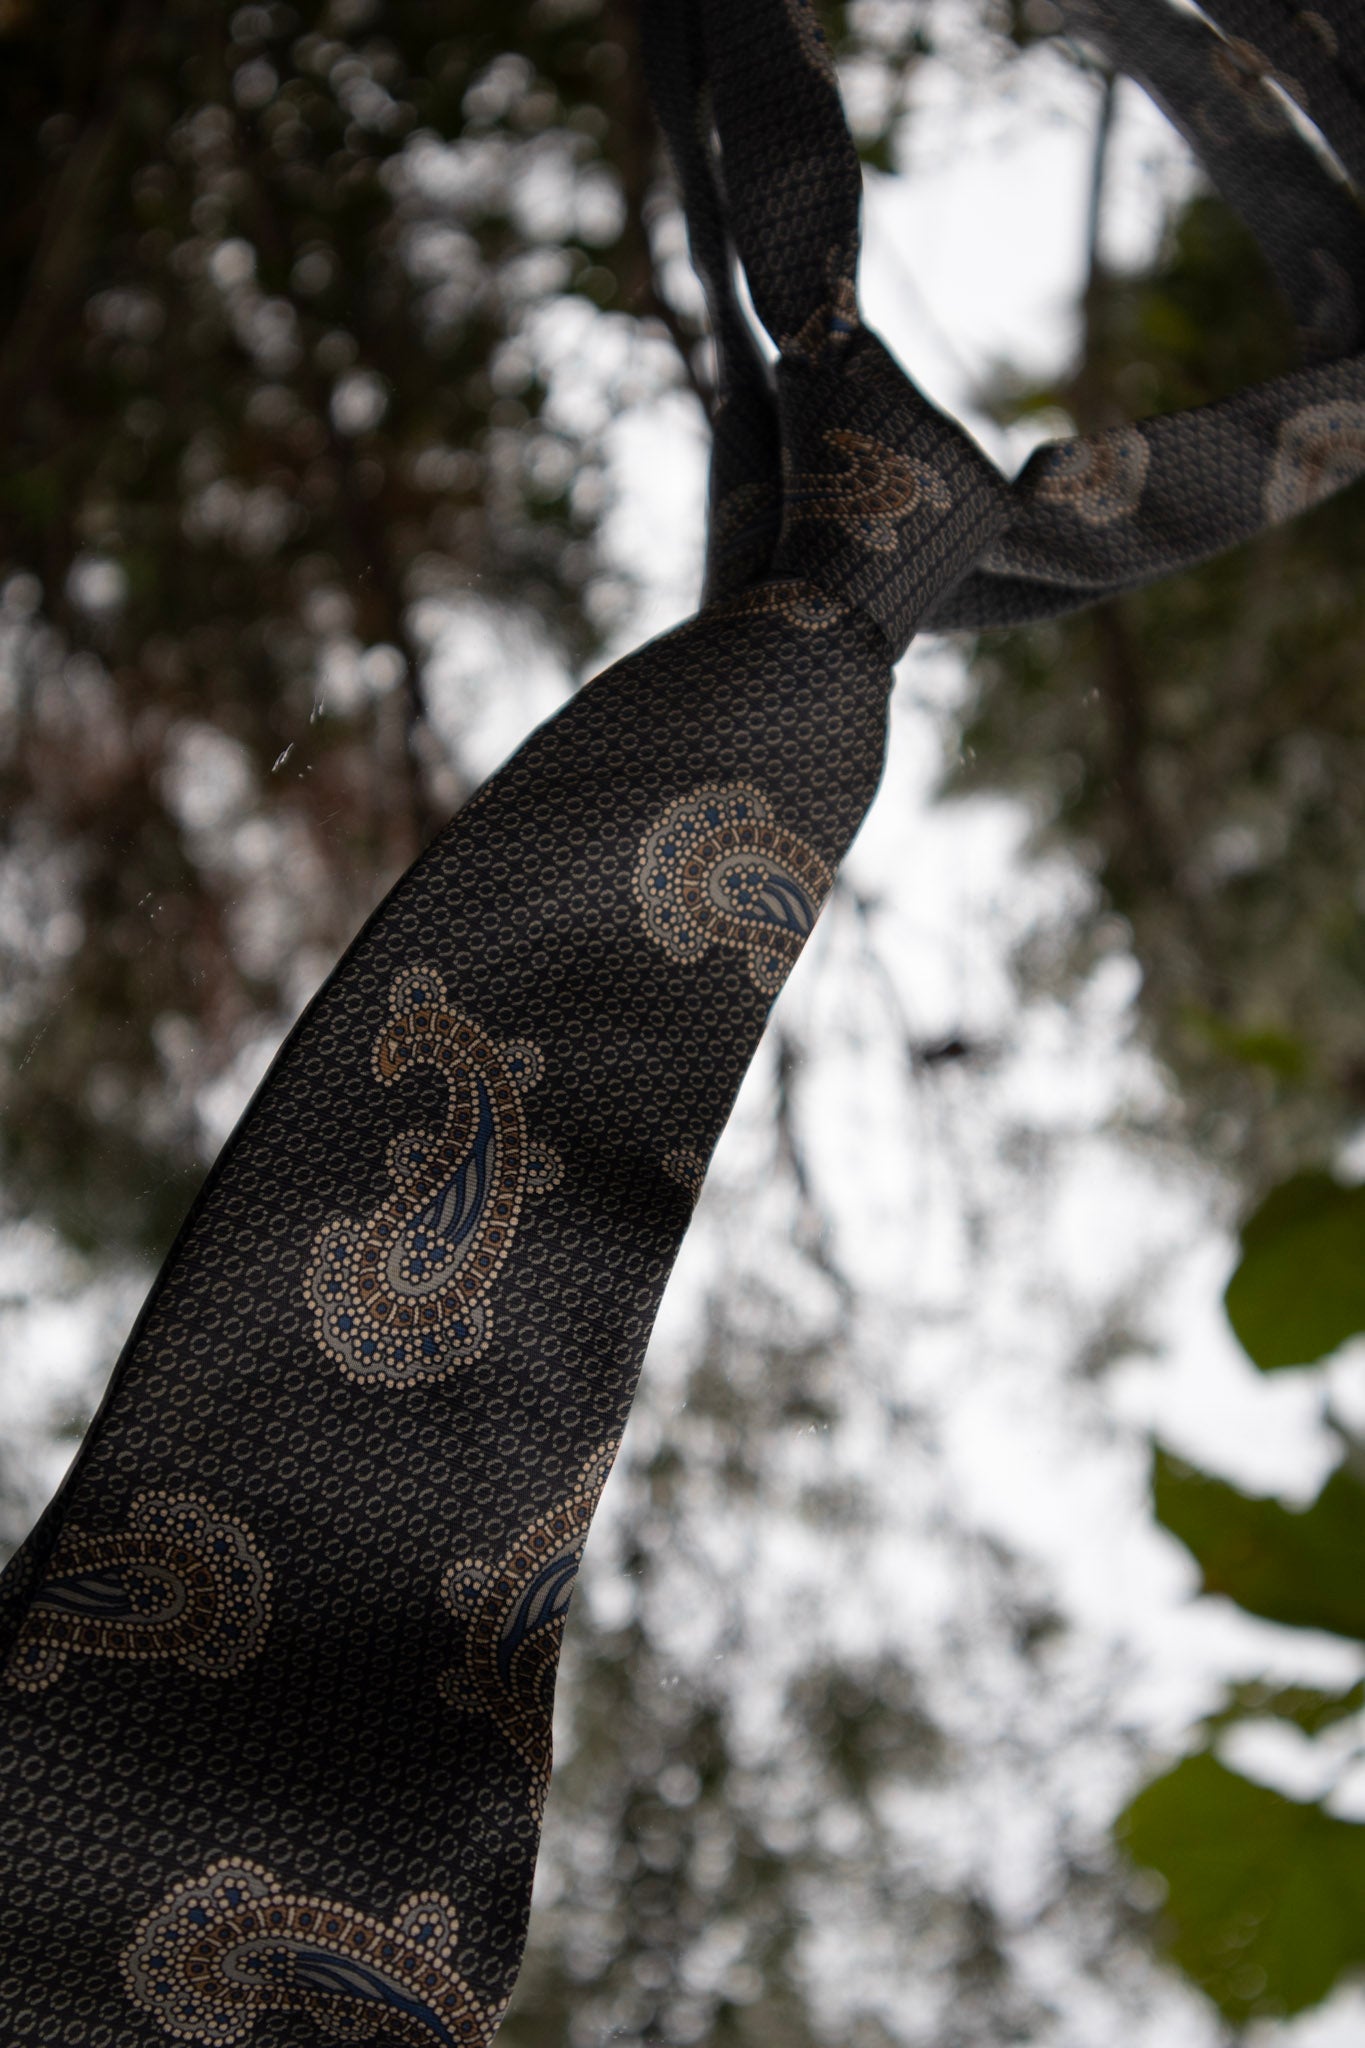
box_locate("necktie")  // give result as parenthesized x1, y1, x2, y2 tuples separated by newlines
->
(3, 2, 1365, 2041)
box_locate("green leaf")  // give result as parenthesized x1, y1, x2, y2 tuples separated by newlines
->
(1206, 1678, 1365, 1738)
(1226, 1171, 1365, 1369)
(1155, 1448, 1365, 1643)
(1121, 1753, 1365, 2021)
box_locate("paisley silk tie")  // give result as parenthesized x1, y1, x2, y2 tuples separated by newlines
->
(3, 1, 1365, 2040)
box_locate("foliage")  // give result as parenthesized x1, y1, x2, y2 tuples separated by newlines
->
(0, 0, 957, 1269)
(944, 129, 1365, 2033)
(1225, 1171, 1365, 1373)
(1153, 1448, 1365, 1644)
(1116, 1176, 1365, 2025)
(2, 0, 677, 1257)
(1123, 1753, 1365, 2025)
(951, 194, 1365, 1193)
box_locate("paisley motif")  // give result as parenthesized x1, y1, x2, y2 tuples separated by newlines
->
(2, 1494, 271, 1694)
(439, 1441, 618, 1821)
(783, 270, 861, 364)
(121, 1860, 500, 2046)
(1264, 399, 1365, 521)
(1032, 426, 1150, 526)
(662, 1146, 707, 1203)
(733, 581, 846, 632)
(785, 427, 950, 549)
(306, 967, 562, 1385)
(633, 782, 833, 995)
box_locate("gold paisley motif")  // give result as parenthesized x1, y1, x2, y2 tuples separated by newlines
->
(306, 966, 562, 1386)
(1032, 427, 1150, 527)
(122, 1859, 501, 2046)
(662, 1146, 707, 1203)
(633, 782, 833, 995)
(1264, 399, 1365, 522)
(3, 1494, 271, 1694)
(439, 1441, 618, 1821)
(784, 427, 951, 550)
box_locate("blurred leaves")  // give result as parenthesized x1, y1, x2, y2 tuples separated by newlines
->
(1154, 1448, 1365, 1643)
(1225, 1171, 1365, 1371)
(1204, 1679, 1365, 1740)
(0, 0, 957, 1269)
(952, 192, 1365, 1192)
(1122, 1753, 1365, 2024)
(1119, 1196, 1365, 2019)
(0, 0, 718, 1261)
(950, 109, 1365, 2034)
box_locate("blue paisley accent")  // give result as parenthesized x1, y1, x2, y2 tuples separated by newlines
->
(3, 1495, 271, 1695)
(720, 863, 816, 936)
(306, 968, 561, 1385)
(34, 1567, 182, 1620)
(441, 1440, 618, 1820)
(401, 1076, 498, 1287)
(783, 270, 862, 365)
(235, 1944, 458, 2043)
(122, 1861, 500, 2047)
(633, 781, 833, 994)
(495, 1548, 581, 1687)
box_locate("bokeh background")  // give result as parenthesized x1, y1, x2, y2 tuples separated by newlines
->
(5, 1, 1365, 2041)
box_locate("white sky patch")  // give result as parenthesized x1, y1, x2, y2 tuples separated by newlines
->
(417, 595, 571, 786)
(865, 47, 1198, 453)
(0, 1227, 146, 1525)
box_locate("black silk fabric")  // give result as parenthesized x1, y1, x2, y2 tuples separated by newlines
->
(3, 0, 1365, 2041)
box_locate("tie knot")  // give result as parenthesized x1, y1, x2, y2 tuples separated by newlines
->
(770, 328, 1015, 657)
